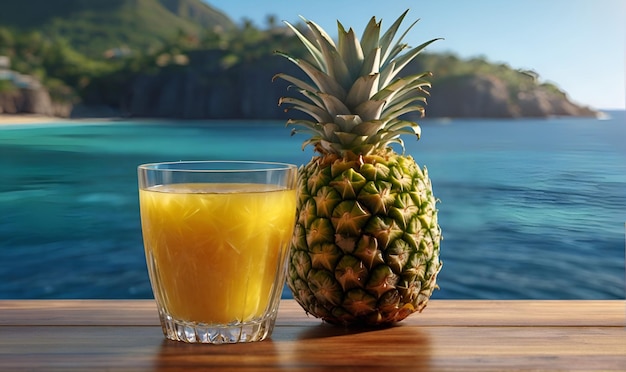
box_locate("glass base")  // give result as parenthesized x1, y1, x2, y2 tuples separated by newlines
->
(158, 310, 278, 344)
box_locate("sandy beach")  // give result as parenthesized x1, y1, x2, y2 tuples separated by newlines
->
(0, 114, 65, 126)
(0, 114, 122, 127)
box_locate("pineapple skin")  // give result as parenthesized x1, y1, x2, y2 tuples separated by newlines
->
(275, 10, 444, 326)
(287, 149, 442, 325)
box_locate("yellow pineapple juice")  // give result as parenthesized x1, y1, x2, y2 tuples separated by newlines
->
(139, 183, 296, 324)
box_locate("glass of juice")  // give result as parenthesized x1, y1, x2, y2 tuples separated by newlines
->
(138, 161, 297, 344)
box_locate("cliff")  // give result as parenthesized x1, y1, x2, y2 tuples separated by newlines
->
(112, 53, 298, 120)
(0, 87, 71, 117)
(426, 74, 596, 118)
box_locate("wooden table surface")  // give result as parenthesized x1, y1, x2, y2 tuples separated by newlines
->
(0, 299, 624, 371)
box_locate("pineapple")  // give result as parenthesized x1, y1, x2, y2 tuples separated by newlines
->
(275, 10, 442, 326)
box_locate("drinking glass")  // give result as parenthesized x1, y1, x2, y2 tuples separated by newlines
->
(138, 161, 297, 344)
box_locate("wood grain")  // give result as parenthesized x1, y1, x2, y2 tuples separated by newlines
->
(0, 300, 624, 371)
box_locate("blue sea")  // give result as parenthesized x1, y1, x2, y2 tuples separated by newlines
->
(1, 112, 625, 300)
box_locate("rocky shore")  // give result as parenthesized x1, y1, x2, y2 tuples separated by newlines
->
(0, 87, 72, 118)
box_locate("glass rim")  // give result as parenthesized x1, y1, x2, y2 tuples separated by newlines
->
(138, 160, 298, 173)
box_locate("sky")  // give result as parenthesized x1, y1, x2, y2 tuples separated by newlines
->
(203, 0, 625, 110)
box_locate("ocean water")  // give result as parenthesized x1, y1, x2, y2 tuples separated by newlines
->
(0, 112, 624, 300)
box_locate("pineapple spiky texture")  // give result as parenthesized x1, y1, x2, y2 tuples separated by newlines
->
(275, 10, 443, 326)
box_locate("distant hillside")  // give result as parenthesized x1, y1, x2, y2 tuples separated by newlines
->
(0, 1, 597, 119)
(0, 0, 235, 57)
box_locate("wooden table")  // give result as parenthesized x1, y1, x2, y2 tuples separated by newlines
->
(0, 300, 624, 371)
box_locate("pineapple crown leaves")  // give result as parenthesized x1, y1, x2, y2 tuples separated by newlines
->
(273, 10, 442, 156)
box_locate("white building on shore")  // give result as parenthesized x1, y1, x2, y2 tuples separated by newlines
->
(0, 55, 10, 80)
(0, 56, 41, 89)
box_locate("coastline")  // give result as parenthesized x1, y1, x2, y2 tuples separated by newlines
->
(1, 110, 621, 127)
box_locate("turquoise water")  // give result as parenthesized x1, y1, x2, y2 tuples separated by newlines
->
(1, 113, 625, 299)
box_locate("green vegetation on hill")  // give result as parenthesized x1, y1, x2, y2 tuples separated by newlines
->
(0, 0, 235, 58)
